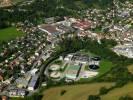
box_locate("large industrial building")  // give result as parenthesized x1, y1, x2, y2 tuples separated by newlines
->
(38, 24, 60, 36)
(27, 75, 39, 91)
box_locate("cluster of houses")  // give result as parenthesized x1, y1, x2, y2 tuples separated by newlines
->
(81, 1, 133, 59)
(9, 89, 27, 97)
(84, 1, 132, 43)
(112, 2, 132, 43)
(38, 2, 132, 46)
(110, 1, 133, 58)
(0, 21, 54, 97)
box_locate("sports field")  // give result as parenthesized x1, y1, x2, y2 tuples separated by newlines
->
(42, 82, 113, 100)
(0, 27, 24, 42)
(101, 83, 133, 100)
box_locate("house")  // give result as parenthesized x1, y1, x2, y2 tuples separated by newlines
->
(16, 78, 29, 88)
(16, 72, 31, 88)
(17, 89, 26, 97)
(9, 89, 26, 97)
(24, 72, 32, 81)
(9, 90, 17, 97)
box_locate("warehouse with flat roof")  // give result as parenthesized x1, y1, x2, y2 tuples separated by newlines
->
(27, 75, 39, 91)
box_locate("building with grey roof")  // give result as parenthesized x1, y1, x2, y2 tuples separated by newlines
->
(27, 75, 39, 91)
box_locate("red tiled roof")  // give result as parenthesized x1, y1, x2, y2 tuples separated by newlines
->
(73, 20, 91, 30)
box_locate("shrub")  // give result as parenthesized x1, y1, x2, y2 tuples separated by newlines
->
(88, 95, 101, 100)
(99, 87, 108, 95)
(60, 90, 67, 96)
(119, 95, 133, 100)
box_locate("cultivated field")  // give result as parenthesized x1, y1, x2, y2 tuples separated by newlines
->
(0, 27, 24, 42)
(101, 83, 133, 100)
(42, 82, 114, 100)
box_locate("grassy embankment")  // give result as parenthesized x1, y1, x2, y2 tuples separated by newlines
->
(42, 82, 114, 100)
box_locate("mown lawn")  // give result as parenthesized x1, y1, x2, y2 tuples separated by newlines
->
(42, 82, 114, 100)
(101, 83, 133, 100)
(98, 60, 113, 76)
(0, 27, 24, 42)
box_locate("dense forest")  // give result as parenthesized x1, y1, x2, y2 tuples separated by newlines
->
(0, 0, 119, 29)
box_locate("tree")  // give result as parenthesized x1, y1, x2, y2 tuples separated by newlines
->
(119, 95, 133, 100)
(99, 87, 108, 95)
(60, 90, 66, 96)
(88, 95, 101, 100)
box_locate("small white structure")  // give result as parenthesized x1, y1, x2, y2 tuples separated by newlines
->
(50, 72, 61, 79)
(64, 54, 73, 61)
(30, 68, 39, 75)
(80, 71, 98, 78)
(59, 56, 63, 60)
(49, 64, 60, 71)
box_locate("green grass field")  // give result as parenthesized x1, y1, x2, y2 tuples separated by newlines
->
(42, 82, 113, 100)
(98, 60, 113, 76)
(101, 83, 133, 100)
(0, 27, 24, 42)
